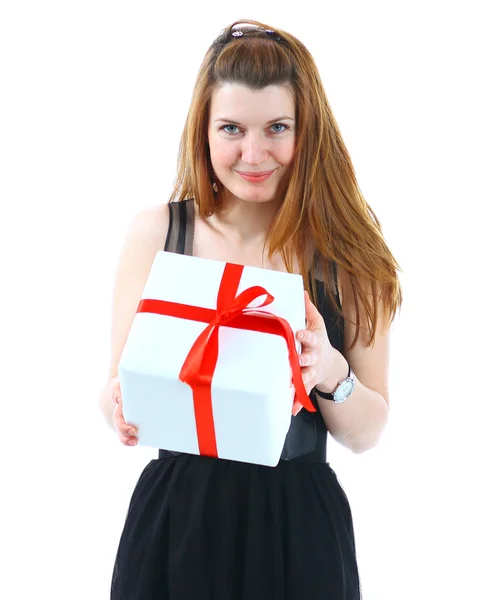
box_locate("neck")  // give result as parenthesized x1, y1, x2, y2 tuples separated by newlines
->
(211, 191, 282, 245)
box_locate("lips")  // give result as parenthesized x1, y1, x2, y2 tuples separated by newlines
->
(237, 170, 275, 183)
(236, 168, 277, 184)
(237, 169, 276, 176)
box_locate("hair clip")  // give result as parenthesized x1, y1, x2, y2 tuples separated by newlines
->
(265, 29, 281, 41)
(230, 29, 281, 41)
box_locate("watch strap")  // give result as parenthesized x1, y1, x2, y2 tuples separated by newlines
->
(314, 361, 352, 400)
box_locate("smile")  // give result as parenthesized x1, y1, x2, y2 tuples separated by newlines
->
(236, 169, 276, 183)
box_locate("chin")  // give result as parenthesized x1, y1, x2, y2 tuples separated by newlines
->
(230, 187, 280, 204)
(226, 176, 283, 201)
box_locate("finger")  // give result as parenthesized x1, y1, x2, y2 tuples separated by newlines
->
(113, 410, 138, 445)
(296, 329, 318, 348)
(113, 419, 137, 445)
(118, 432, 138, 446)
(113, 401, 138, 439)
(115, 427, 138, 446)
(299, 351, 316, 367)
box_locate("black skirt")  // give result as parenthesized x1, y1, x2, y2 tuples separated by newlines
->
(110, 452, 361, 599)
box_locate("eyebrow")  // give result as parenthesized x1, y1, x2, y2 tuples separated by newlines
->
(213, 116, 295, 125)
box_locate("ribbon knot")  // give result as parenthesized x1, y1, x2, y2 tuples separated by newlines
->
(215, 307, 240, 326)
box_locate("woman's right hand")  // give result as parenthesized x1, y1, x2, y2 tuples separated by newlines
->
(110, 377, 139, 446)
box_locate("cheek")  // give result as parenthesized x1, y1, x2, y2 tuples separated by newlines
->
(277, 139, 296, 165)
(210, 142, 236, 168)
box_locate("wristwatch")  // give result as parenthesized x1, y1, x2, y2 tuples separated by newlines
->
(314, 362, 356, 403)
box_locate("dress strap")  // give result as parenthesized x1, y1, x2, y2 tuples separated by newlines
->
(164, 199, 195, 255)
(164, 202, 180, 253)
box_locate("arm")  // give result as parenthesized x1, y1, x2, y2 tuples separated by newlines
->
(317, 265, 391, 453)
(316, 347, 389, 454)
(98, 203, 170, 429)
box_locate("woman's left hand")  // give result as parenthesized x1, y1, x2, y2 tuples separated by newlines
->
(296, 291, 339, 395)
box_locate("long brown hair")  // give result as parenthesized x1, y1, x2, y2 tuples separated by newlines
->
(169, 18, 403, 349)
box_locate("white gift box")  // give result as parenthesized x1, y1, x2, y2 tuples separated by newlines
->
(118, 250, 307, 467)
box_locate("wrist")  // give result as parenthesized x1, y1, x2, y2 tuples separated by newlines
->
(316, 350, 349, 393)
(99, 381, 117, 430)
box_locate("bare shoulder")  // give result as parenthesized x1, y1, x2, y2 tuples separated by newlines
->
(115, 202, 170, 283)
(106, 203, 170, 379)
(124, 202, 170, 249)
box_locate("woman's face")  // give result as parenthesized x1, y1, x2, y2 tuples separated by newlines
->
(208, 83, 296, 205)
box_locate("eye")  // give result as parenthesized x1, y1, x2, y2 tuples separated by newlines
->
(222, 124, 240, 134)
(270, 123, 289, 133)
(220, 123, 290, 135)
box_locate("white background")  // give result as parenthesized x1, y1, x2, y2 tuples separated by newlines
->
(1, 1, 494, 598)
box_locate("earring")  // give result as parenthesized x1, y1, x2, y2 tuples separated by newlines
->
(212, 181, 219, 193)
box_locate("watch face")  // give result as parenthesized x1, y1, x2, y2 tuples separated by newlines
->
(334, 379, 355, 402)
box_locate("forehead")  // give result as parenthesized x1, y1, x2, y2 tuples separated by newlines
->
(209, 83, 295, 123)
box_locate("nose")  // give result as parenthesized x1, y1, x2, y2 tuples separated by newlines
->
(241, 132, 270, 165)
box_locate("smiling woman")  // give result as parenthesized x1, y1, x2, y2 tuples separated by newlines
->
(208, 84, 296, 203)
(106, 17, 403, 600)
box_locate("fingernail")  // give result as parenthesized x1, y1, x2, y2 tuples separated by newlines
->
(129, 439, 137, 446)
(128, 428, 136, 436)
(298, 332, 304, 339)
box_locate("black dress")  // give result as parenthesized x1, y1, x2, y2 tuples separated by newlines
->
(110, 199, 362, 599)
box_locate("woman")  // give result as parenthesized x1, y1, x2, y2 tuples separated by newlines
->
(100, 19, 402, 599)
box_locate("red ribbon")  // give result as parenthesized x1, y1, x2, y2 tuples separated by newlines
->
(137, 262, 315, 458)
